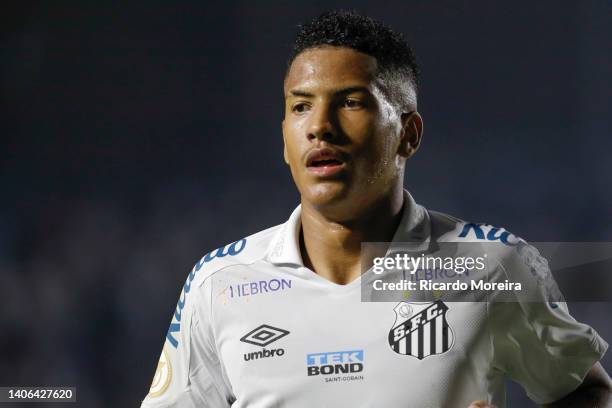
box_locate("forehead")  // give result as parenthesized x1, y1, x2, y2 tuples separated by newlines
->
(284, 47, 379, 94)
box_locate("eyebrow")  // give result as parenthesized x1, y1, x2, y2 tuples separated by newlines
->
(287, 86, 371, 98)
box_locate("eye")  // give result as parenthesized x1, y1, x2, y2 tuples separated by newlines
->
(292, 102, 311, 114)
(343, 99, 363, 109)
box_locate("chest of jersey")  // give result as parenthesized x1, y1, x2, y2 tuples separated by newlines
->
(208, 264, 498, 408)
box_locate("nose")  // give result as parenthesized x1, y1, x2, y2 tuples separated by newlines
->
(307, 104, 336, 142)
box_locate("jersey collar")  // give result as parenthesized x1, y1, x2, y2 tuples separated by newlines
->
(265, 190, 430, 266)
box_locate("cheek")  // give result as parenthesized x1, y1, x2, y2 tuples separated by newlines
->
(286, 134, 304, 160)
(352, 121, 396, 161)
(283, 131, 307, 181)
(355, 123, 401, 181)
(283, 122, 300, 161)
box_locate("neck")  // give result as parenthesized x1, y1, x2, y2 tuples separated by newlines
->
(299, 188, 405, 285)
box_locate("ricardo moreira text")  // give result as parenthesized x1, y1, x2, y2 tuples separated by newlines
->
(370, 253, 523, 292)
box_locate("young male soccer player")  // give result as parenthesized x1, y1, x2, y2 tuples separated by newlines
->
(142, 11, 611, 408)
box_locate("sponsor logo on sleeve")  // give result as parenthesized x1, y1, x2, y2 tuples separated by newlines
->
(458, 223, 521, 246)
(166, 239, 247, 349)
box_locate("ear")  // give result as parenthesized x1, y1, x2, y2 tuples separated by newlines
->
(398, 111, 423, 159)
(282, 120, 289, 165)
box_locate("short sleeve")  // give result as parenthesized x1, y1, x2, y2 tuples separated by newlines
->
(488, 243, 609, 404)
(141, 270, 234, 407)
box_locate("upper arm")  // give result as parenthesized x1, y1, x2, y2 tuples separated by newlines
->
(141, 267, 234, 407)
(489, 243, 609, 404)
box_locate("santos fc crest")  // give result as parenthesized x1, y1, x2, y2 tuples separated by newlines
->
(388, 300, 454, 359)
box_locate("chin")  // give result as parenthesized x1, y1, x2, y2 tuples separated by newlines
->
(302, 181, 350, 208)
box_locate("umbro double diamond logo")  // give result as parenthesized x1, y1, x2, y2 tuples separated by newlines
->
(240, 324, 290, 361)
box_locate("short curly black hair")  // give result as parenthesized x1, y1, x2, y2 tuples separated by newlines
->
(287, 10, 419, 111)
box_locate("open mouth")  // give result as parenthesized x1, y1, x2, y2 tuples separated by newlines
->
(309, 158, 343, 167)
(305, 148, 346, 176)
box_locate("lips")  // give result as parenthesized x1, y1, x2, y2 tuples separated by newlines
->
(306, 148, 344, 167)
(305, 148, 346, 176)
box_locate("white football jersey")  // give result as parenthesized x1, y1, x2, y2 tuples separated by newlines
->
(141, 191, 608, 408)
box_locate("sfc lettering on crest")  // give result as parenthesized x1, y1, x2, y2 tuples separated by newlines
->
(388, 300, 454, 360)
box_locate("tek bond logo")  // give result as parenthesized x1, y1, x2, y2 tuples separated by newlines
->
(306, 350, 365, 382)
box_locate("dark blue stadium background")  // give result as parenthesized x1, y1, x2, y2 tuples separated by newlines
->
(2, 1, 610, 406)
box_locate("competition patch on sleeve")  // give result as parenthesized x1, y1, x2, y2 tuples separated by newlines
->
(148, 345, 172, 398)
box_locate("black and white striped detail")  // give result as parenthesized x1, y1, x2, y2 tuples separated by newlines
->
(388, 300, 454, 359)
